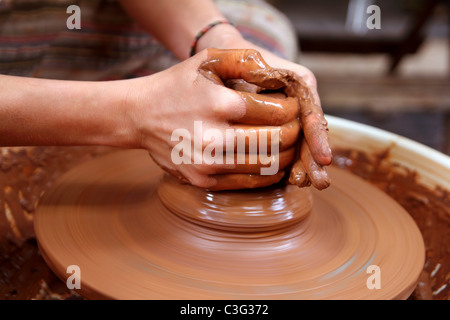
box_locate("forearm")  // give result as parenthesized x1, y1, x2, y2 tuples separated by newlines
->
(0, 75, 136, 148)
(117, 0, 236, 60)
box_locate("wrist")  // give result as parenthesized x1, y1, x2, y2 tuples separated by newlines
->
(194, 24, 283, 67)
(80, 79, 138, 149)
(111, 73, 168, 151)
(195, 23, 244, 53)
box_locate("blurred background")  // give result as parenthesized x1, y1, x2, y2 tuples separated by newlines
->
(269, 0, 449, 155)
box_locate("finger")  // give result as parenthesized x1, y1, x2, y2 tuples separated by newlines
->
(147, 150, 193, 185)
(300, 98, 332, 166)
(224, 79, 261, 94)
(258, 68, 332, 166)
(230, 91, 298, 125)
(216, 147, 295, 174)
(207, 171, 285, 191)
(232, 119, 300, 152)
(225, 56, 331, 165)
(241, 65, 332, 166)
(198, 120, 300, 155)
(200, 48, 295, 91)
(289, 159, 311, 188)
(299, 139, 330, 190)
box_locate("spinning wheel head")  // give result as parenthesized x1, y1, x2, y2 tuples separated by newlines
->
(34, 149, 425, 300)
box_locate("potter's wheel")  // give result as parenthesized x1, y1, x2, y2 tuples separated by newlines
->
(34, 149, 425, 299)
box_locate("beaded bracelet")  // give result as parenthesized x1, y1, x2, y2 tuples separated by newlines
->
(189, 20, 234, 57)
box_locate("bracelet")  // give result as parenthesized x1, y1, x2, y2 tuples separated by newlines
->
(189, 20, 234, 57)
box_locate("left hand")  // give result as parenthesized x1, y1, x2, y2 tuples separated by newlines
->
(196, 26, 332, 189)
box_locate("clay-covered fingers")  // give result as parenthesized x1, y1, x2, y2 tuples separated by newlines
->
(232, 120, 300, 153)
(224, 79, 260, 94)
(167, 125, 296, 188)
(214, 147, 295, 175)
(288, 159, 310, 188)
(194, 120, 299, 155)
(299, 98, 332, 166)
(259, 67, 331, 167)
(289, 139, 330, 190)
(199, 48, 287, 90)
(191, 48, 332, 191)
(231, 91, 298, 126)
(195, 126, 298, 174)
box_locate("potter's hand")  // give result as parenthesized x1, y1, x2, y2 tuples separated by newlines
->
(197, 32, 332, 190)
(260, 53, 332, 190)
(128, 49, 300, 190)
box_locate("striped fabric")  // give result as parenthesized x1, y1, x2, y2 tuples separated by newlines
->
(0, 0, 297, 81)
(0, 0, 175, 80)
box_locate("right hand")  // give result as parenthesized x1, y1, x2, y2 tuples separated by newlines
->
(125, 48, 301, 190)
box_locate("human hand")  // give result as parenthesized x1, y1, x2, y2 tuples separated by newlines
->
(126, 49, 302, 190)
(196, 29, 332, 189)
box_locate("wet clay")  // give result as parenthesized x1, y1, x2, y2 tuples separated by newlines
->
(333, 148, 450, 300)
(0, 146, 113, 299)
(34, 149, 425, 299)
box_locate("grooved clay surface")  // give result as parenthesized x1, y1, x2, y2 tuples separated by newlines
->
(34, 149, 425, 300)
